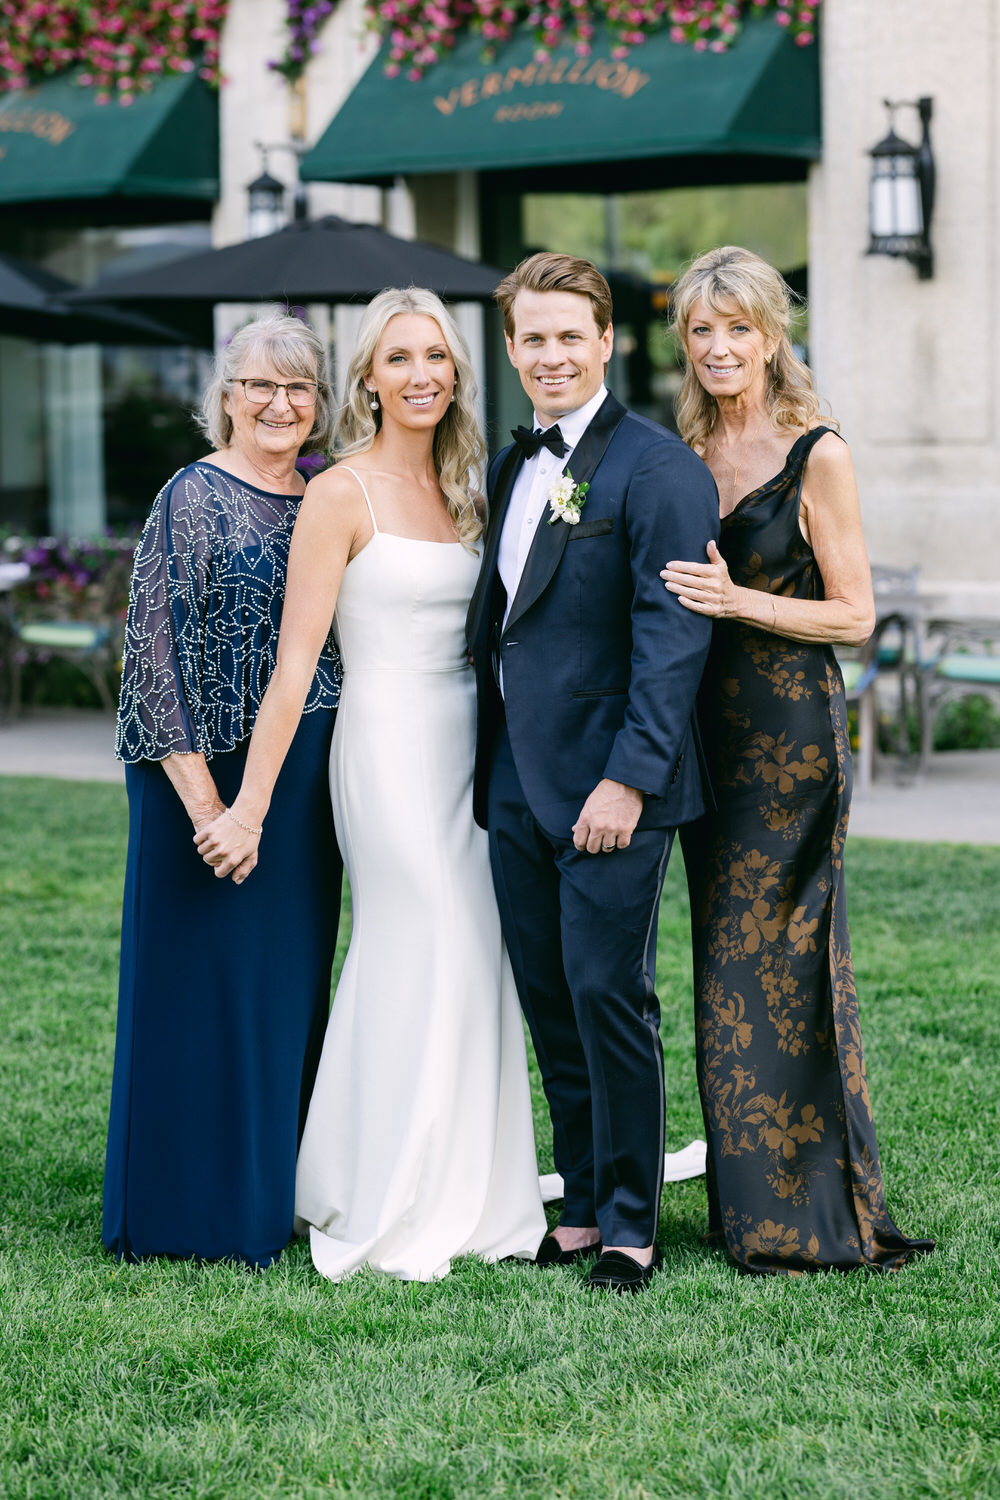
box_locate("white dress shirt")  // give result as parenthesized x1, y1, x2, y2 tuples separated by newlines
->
(497, 383, 609, 625)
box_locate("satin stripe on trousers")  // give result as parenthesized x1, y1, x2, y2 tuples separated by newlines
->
(487, 719, 674, 1247)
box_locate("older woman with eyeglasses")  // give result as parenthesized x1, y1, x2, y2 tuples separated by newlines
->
(103, 309, 343, 1267)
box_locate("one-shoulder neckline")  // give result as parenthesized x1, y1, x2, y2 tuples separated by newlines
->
(192, 461, 306, 501)
(721, 427, 830, 521)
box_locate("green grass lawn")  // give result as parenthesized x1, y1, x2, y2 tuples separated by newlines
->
(1, 777, 998, 1500)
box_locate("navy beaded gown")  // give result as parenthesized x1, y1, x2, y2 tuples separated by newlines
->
(104, 462, 343, 1267)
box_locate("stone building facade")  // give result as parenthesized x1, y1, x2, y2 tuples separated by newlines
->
(808, 0, 998, 614)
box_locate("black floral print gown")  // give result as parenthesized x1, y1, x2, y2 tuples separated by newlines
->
(681, 427, 933, 1274)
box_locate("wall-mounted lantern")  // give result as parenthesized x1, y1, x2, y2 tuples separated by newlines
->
(868, 97, 935, 279)
(246, 148, 287, 240)
(246, 140, 310, 240)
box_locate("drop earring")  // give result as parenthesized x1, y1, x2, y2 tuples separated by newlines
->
(368, 389, 380, 411)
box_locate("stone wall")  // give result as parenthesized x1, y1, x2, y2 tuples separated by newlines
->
(216, 0, 381, 246)
(215, 0, 387, 395)
(809, 0, 999, 614)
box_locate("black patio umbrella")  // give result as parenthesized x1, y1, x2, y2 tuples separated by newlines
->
(0, 251, 192, 346)
(63, 216, 505, 326)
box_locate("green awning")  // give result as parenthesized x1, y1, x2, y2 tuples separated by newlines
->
(0, 69, 218, 205)
(300, 15, 820, 192)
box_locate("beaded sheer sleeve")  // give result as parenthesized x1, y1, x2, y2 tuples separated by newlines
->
(116, 463, 341, 764)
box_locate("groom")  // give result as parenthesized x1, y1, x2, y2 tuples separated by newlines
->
(467, 253, 719, 1292)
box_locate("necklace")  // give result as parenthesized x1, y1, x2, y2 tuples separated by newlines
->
(711, 411, 768, 511)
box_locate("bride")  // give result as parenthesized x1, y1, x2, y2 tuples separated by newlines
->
(195, 289, 546, 1280)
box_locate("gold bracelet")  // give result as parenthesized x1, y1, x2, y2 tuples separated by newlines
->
(225, 807, 263, 837)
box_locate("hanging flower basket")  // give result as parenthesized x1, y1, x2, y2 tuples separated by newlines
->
(271, 0, 820, 84)
(0, 1, 228, 103)
(1, 0, 819, 102)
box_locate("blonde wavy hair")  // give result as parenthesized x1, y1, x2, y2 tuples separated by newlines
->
(670, 246, 837, 456)
(337, 288, 486, 550)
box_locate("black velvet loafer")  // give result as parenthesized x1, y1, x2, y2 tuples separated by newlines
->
(534, 1234, 603, 1267)
(585, 1247, 660, 1293)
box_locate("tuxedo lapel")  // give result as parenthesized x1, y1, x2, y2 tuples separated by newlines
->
(505, 392, 627, 634)
(466, 443, 524, 648)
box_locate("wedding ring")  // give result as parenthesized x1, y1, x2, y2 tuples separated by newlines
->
(601, 842, 617, 852)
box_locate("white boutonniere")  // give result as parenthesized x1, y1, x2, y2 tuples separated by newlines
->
(547, 472, 590, 526)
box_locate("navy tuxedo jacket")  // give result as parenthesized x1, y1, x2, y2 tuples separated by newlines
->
(467, 392, 720, 838)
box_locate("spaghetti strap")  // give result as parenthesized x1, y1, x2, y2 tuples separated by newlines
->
(339, 465, 379, 534)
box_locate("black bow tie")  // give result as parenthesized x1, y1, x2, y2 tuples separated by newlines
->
(511, 424, 569, 460)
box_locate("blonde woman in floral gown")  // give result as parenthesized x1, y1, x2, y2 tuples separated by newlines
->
(661, 247, 933, 1274)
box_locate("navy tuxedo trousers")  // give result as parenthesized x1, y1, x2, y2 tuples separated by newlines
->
(488, 719, 675, 1247)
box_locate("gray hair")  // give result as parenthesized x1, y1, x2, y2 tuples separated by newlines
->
(196, 307, 335, 456)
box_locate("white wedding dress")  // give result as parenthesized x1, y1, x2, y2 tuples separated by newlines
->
(294, 469, 547, 1282)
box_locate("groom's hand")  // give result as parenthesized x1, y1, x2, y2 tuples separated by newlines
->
(572, 779, 643, 853)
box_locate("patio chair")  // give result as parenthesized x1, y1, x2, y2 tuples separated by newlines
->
(7, 564, 125, 715)
(919, 619, 1000, 773)
(837, 564, 926, 791)
(10, 618, 117, 712)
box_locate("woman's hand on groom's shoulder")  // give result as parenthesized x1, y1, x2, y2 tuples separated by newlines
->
(660, 540, 737, 617)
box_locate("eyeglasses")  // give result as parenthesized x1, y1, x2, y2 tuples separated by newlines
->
(236, 378, 322, 408)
